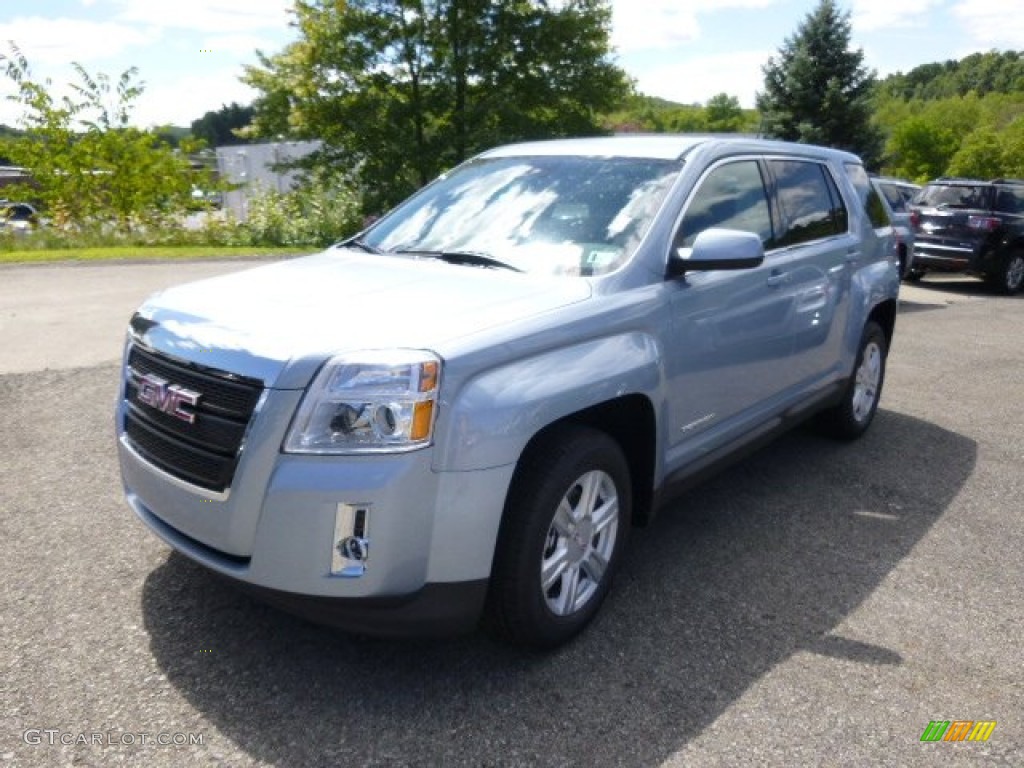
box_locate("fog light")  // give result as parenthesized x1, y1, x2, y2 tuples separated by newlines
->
(332, 503, 370, 576)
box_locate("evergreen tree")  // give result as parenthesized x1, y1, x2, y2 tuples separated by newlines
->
(756, 0, 882, 166)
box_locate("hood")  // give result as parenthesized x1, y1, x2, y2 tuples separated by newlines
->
(130, 248, 591, 388)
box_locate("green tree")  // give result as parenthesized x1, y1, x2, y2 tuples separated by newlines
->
(1, 45, 203, 231)
(877, 50, 1024, 100)
(601, 92, 758, 134)
(191, 102, 255, 147)
(756, 0, 882, 166)
(999, 117, 1024, 177)
(872, 90, 1024, 179)
(704, 93, 746, 132)
(885, 117, 960, 181)
(243, 0, 629, 213)
(947, 127, 1005, 179)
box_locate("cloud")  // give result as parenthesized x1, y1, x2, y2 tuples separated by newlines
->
(198, 34, 280, 57)
(850, 0, 945, 32)
(610, 0, 777, 53)
(0, 16, 157, 66)
(131, 68, 259, 127)
(111, 0, 292, 33)
(611, 0, 700, 52)
(0, 62, 256, 129)
(631, 49, 772, 108)
(951, 0, 1024, 48)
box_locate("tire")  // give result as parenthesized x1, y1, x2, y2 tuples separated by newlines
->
(485, 425, 631, 648)
(815, 321, 887, 440)
(988, 252, 1024, 295)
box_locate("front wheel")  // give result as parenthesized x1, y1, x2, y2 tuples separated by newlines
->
(815, 321, 887, 440)
(485, 425, 631, 648)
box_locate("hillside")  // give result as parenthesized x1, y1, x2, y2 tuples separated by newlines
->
(877, 50, 1024, 100)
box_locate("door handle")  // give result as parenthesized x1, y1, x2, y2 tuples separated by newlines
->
(766, 269, 789, 287)
(845, 249, 861, 264)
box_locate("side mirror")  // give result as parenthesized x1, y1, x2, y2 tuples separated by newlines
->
(668, 228, 765, 277)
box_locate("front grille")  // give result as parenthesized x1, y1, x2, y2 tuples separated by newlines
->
(123, 345, 264, 492)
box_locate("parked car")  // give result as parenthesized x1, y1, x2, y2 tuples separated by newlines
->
(0, 201, 39, 232)
(116, 136, 898, 648)
(872, 177, 921, 279)
(874, 177, 921, 213)
(909, 177, 1024, 294)
(189, 185, 224, 210)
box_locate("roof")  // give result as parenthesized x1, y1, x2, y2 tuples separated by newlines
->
(478, 134, 862, 163)
(928, 177, 1024, 186)
(479, 135, 709, 160)
(873, 176, 921, 187)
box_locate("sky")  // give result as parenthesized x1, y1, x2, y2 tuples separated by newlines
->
(0, 0, 1022, 130)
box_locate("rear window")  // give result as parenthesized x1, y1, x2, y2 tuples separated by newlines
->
(994, 186, 1024, 214)
(916, 184, 991, 210)
(843, 163, 889, 228)
(877, 183, 908, 212)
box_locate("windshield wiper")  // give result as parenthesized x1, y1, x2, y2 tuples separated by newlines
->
(339, 236, 383, 254)
(392, 248, 523, 272)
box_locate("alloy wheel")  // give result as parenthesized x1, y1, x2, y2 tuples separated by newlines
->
(852, 340, 882, 423)
(540, 470, 619, 617)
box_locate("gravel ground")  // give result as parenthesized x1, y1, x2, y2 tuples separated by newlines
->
(1, 263, 1021, 767)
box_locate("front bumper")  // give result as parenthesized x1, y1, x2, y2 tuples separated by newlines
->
(215, 574, 488, 636)
(118, 389, 516, 635)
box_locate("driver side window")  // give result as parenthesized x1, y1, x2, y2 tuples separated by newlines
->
(676, 160, 773, 248)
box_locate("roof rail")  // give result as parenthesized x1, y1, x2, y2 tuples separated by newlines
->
(990, 178, 1024, 185)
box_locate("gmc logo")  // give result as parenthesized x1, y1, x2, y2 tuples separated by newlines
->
(134, 371, 200, 424)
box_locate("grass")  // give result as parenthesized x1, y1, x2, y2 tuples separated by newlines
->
(0, 245, 316, 264)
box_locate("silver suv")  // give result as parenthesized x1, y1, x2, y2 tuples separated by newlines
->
(116, 136, 898, 647)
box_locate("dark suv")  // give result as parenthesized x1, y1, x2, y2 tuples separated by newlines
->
(910, 178, 1024, 294)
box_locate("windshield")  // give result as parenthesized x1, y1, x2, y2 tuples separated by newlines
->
(361, 155, 683, 277)
(916, 184, 991, 209)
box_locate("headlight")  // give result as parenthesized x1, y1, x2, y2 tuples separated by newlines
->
(284, 350, 441, 454)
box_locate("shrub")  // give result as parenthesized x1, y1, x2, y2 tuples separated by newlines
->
(244, 174, 362, 248)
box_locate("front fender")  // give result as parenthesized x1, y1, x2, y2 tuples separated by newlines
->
(433, 332, 662, 471)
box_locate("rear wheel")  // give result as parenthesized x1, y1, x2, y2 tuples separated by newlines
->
(815, 321, 887, 440)
(485, 425, 631, 648)
(988, 252, 1024, 295)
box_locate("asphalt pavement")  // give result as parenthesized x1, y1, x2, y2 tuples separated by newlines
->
(1, 260, 1021, 767)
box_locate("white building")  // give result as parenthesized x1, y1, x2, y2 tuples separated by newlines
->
(215, 141, 322, 221)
